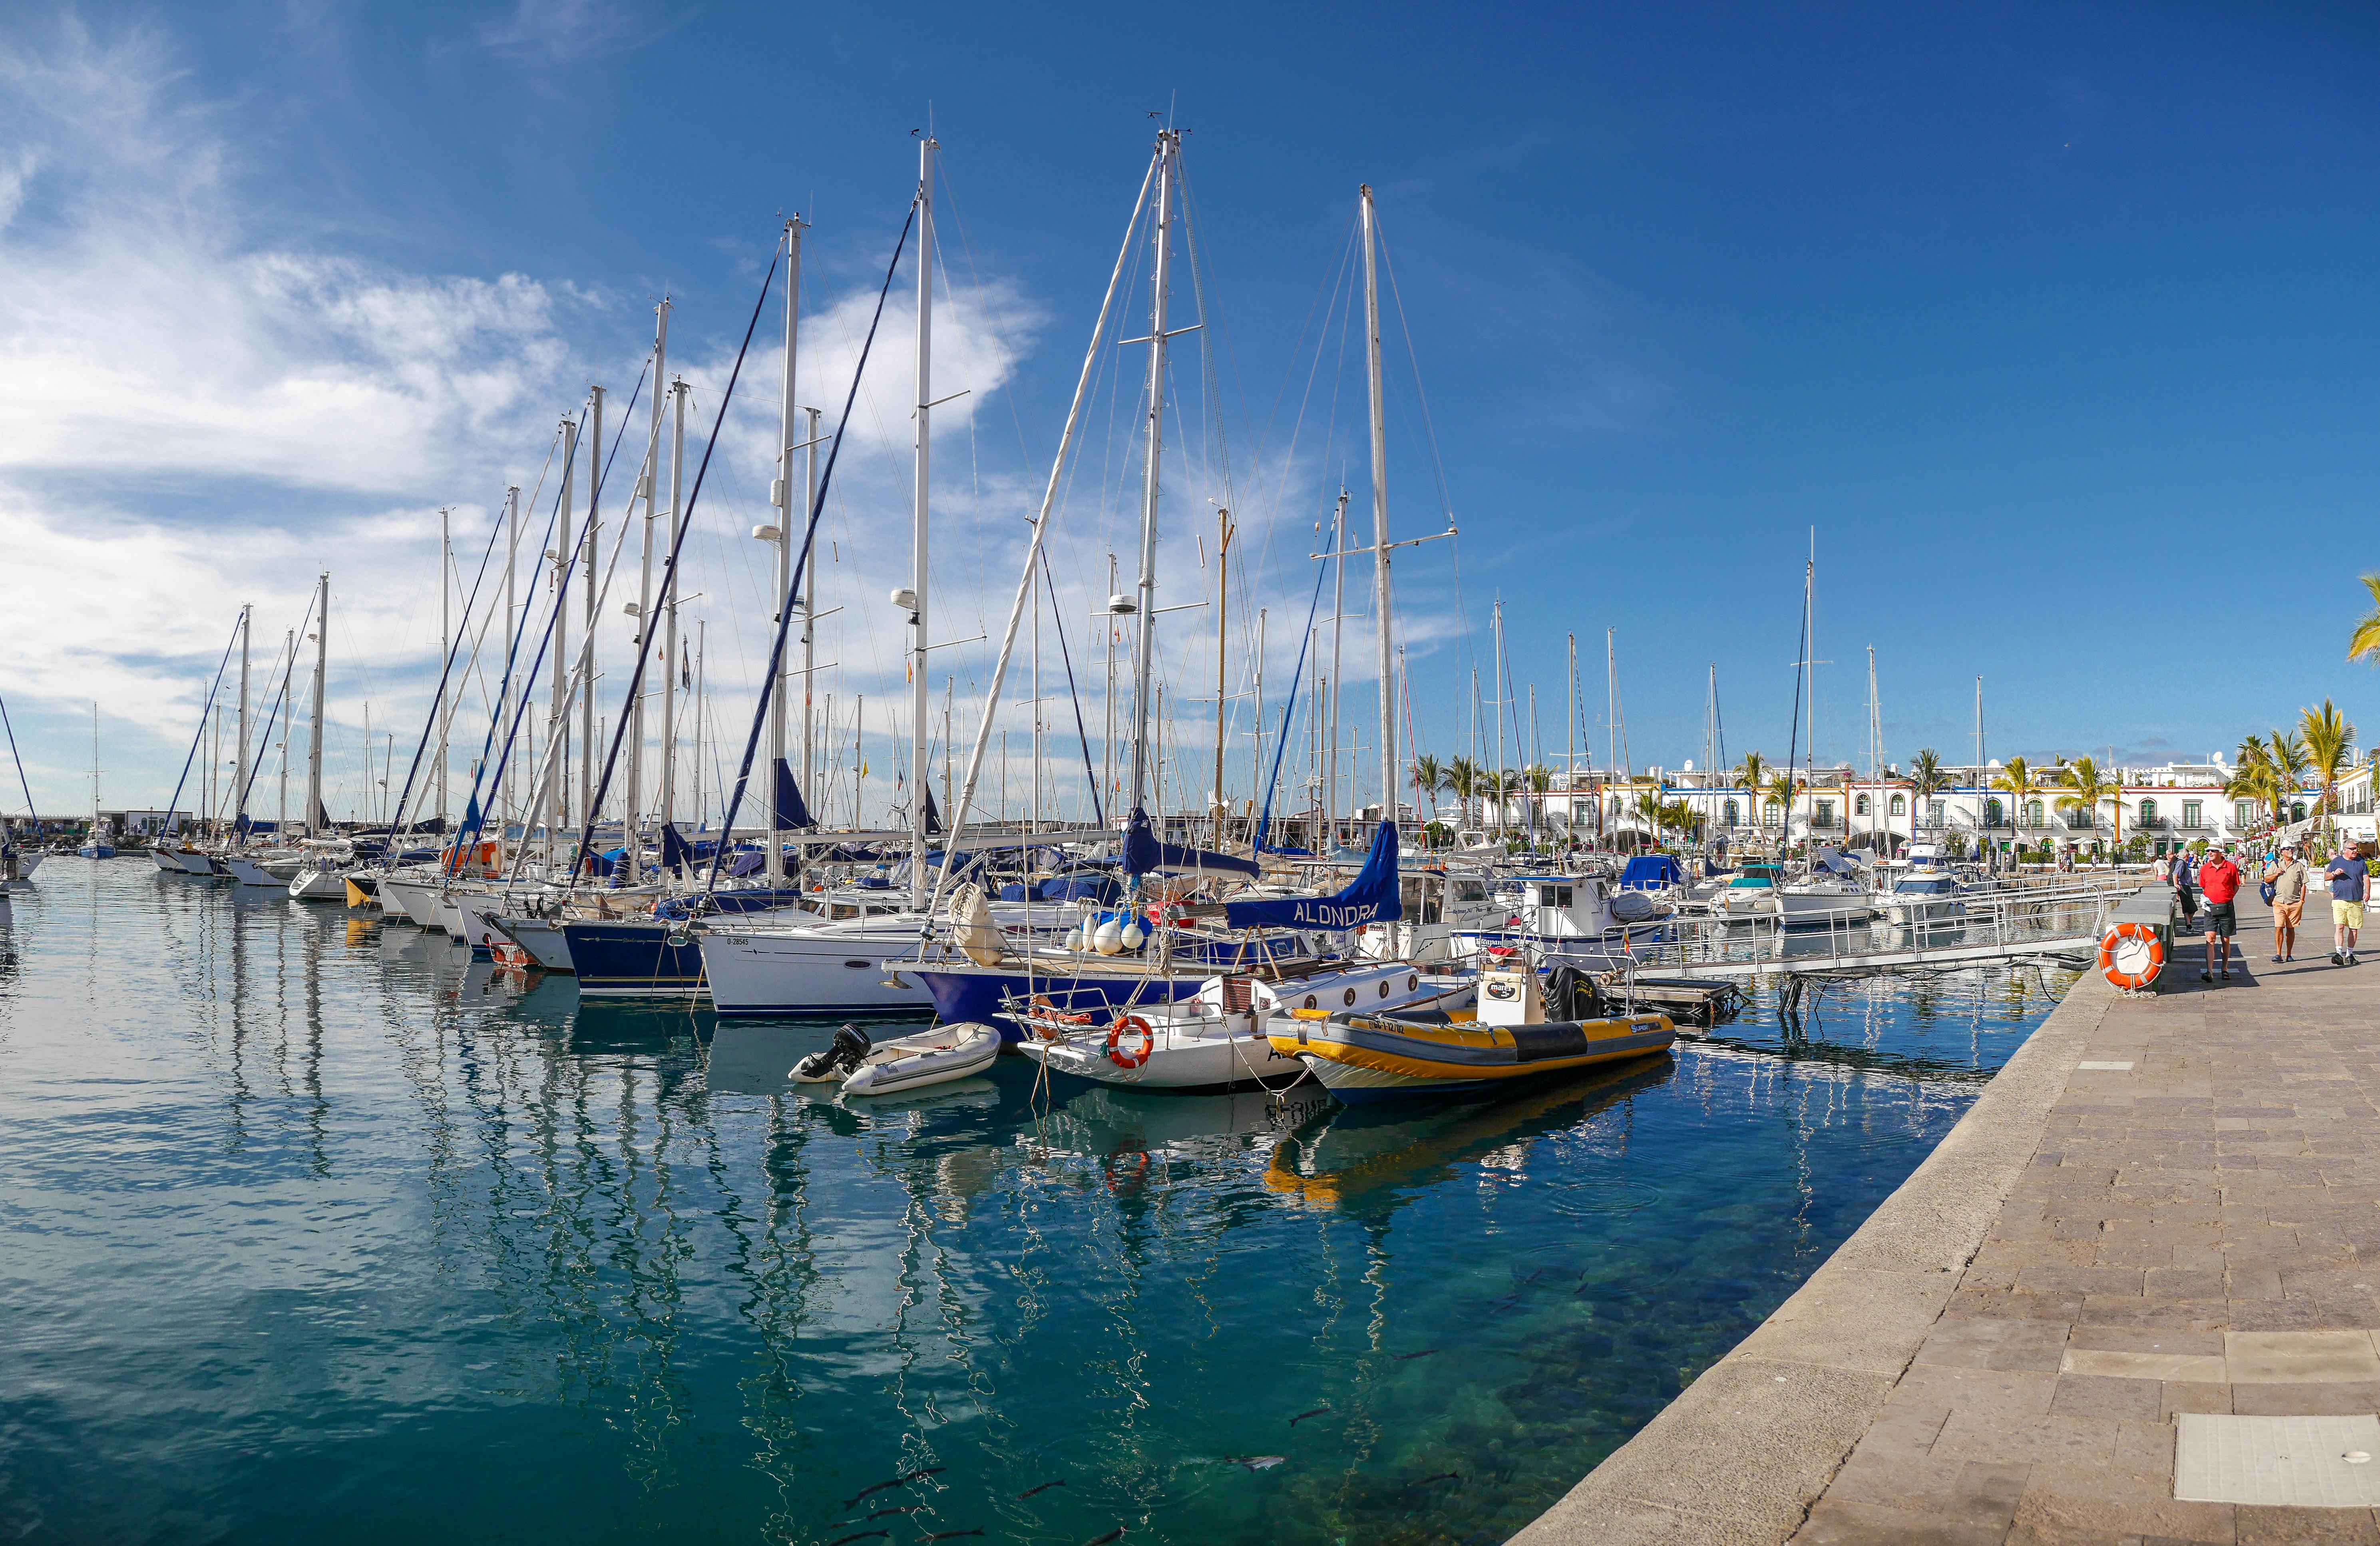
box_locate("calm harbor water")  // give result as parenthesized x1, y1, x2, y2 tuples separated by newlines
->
(0, 864, 2071, 1545)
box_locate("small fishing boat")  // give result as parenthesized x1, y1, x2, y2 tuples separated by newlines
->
(792, 1021, 1002, 1098)
(1017, 961, 1471, 1095)
(1269, 954, 1674, 1104)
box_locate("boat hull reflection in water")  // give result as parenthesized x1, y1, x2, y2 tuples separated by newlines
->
(0, 865, 2071, 1545)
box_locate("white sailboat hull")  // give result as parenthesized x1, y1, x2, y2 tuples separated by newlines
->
(379, 877, 444, 928)
(287, 869, 348, 900)
(492, 914, 574, 972)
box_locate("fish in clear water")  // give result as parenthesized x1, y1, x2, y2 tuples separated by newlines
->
(1413, 1472, 1460, 1486)
(1082, 1532, 1124, 1546)
(1226, 1456, 1286, 1471)
(1289, 1406, 1330, 1426)
(922, 1533, 983, 1542)
(1395, 1349, 1440, 1361)
(1016, 1480, 1066, 1499)
(866, 1506, 923, 1519)
(841, 1467, 945, 1509)
(825, 1534, 889, 1546)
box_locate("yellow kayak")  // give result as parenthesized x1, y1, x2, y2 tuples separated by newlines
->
(1268, 1006, 1675, 1104)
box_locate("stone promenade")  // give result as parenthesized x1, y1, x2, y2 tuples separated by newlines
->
(1514, 895, 2380, 1545)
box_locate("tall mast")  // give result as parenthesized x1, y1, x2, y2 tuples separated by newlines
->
(907, 137, 937, 907)
(502, 485, 519, 827)
(1360, 184, 1396, 829)
(1326, 487, 1348, 835)
(582, 384, 603, 833)
(234, 604, 251, 835)
(800, 404, 820, 803)
(661, 378, 687, 836)
(306, 571, 327, 835)
(551, 413, 575, 841)
(437, 506, 451, 829)
(626, 300, 670, 885)
(1492, 599, 1508, 837)
(1567, 633, 1578, 831)
(1250, 607, 1266, 839)
(1867, 645, 1880, 848)
(279, 628, 292, 835)
(1126, 129, 1180, 833)
(768, 220, 802, 883)
(1211, 506, 1232, 847)
(1605, 628, 1616, 788)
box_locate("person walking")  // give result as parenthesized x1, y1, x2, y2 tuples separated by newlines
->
(2268, 844, 2308, 963)
(2327, 841, 2370, 966)
(2174, 846, 2200, 930)
(2198, 845, 2242, 982)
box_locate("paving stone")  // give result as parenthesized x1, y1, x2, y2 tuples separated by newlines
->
(2223, 1329, 2380, 1383)
(1916, 1316, 2073, 1373)
(2048, 1371, 2166, 1420)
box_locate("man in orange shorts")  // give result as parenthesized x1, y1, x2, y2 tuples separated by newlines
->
(2268, 843, 2307, 963)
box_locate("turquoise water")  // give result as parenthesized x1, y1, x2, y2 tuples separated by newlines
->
(0, 865, 2070, 1544)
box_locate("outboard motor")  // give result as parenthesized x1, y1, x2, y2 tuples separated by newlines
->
(792, 1024, 873, 1083)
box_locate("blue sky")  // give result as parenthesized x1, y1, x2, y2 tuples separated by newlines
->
(4, 2, 2378, 820)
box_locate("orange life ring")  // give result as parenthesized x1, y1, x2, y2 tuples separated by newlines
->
(1106, 1014, 1156, 1068)
(2099, 921, 2165, 991)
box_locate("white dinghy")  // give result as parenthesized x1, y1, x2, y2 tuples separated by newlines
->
(792, 1022, 1001, 1099)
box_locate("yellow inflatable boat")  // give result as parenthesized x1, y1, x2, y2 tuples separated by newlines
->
(1266, 956, 1675, 1104)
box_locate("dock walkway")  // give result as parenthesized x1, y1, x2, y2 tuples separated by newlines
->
(1513, 893, 2380, 1544)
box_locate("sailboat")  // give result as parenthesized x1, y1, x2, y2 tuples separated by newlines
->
(287, 573, 360, 900)
(76, 703, 114, 858)
(0, 695, 44, 883)
(907, 152, 1465, 1074)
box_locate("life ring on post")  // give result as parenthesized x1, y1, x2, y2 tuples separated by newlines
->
(2099, 921, 2165, 991)
(1106, 1014, 1156, 1069)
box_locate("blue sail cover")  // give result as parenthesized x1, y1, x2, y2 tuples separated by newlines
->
(1120, 806, 1260, 879)
(1220, 819, 1401, 931)
(1618, 854, 1682, 891)
(771, 759, 814, 829)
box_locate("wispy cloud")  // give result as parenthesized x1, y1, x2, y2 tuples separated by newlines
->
(478, 0, 664, 66)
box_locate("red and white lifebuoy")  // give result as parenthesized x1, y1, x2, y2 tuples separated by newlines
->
(1106, 1014, 1156, 1069)
(2099, 921, 2165, 992)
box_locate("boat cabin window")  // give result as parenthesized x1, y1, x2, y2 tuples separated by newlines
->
(1536, 885, 1574, 909)
(830, 903, 860, 920)
(1453, 880, 1488, 903)
(1399, 876, 1444, 924)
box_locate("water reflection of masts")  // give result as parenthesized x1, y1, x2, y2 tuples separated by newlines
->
(712, 1090, 828, 1535)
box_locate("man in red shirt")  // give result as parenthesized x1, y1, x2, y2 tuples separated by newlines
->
(2198, 845, 2243, 982)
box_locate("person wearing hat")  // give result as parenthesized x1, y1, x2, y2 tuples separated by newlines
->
(2326, 841, 2370, 966)
(2268, 843, 2308, 963)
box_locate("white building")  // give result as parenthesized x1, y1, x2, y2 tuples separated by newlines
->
(1472, 752, 2327, 855)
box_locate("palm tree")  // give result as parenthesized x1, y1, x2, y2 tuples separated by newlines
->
(1733, 750, 1769, 793)
(1662, 797, 1699, 845)
(1411, 753, 1447, 829)
(1634, 789, 1666, 847)
(2271, 729, 2309, 791)
(2349, 575, 2380, 667)
(1523, 764, 1553, 839)
(1763, 770, 1797, 843)
(1992, 755, 2042, 844)
(1445, 756, 1480, 830)
(2055, 756, 2116, 862)
(1908, 749, 1947, 841)
(2302, 699, 2355, 843)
